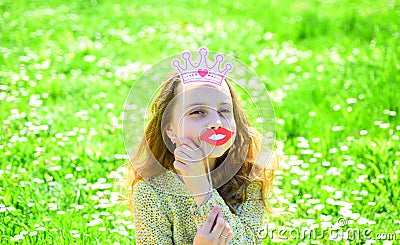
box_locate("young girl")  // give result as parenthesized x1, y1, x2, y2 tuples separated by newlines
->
(124, 48, 278, 245)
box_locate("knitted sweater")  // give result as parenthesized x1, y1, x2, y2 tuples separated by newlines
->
(132, 170, 265, 244)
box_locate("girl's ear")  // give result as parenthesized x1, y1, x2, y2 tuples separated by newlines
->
(165, 124, 176, 140)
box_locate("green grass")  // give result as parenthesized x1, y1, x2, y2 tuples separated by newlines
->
(1, 0, 399, 244)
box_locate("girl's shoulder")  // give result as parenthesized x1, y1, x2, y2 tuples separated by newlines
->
(132, 170, 192, 196)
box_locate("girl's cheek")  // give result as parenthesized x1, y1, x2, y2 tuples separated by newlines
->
(182, 121, 201, 137)
(225, 120, 236, 132)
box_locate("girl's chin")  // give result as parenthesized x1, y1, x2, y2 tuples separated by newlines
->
(204, 147, 230, 158)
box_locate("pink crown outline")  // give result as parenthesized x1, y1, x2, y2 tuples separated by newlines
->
(171, 47, 233, 86)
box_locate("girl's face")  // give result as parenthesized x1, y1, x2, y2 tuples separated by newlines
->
(165, 81, 237, 159)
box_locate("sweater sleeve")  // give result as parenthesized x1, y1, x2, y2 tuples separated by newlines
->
(132, 180, 173, 245)
(191, 181, 265, 245)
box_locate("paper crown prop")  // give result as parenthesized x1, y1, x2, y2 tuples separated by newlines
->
(171, 47, 233, 86)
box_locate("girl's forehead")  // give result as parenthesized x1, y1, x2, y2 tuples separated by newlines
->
(175, 80, 232, 97)
(174, 82, 233, 108)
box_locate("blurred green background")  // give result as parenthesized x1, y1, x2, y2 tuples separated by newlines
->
(1, 0, 399, 244)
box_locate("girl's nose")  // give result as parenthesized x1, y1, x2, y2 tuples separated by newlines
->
(209, 121, 222, 129)
(208, 111, 223, 129)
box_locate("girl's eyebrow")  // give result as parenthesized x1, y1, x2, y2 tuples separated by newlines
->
(186, 102, 232, 108)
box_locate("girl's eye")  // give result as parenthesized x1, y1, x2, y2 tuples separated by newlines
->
(188, 108, 231, 116)
(189, 110, 205, 115)
(219, 108, 231, 113)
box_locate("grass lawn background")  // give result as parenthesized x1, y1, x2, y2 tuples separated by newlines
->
(1, 0, 399, 244)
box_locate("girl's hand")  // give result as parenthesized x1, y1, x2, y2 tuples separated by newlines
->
(172, 136, 206, 176)
(171, 136, 212, 205)
(193, 206, 233, 245)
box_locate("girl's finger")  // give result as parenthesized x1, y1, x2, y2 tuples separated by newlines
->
(172, 137, 200, 150)
(174, 148, 193, 163)
(173, 160, 185, 172)
(224, 229, 233, 245)
(175, 145, 205, 163)
(210, 212, 227, 238)
(217, 211, 233, 244)
(203, 206, 220, 233)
